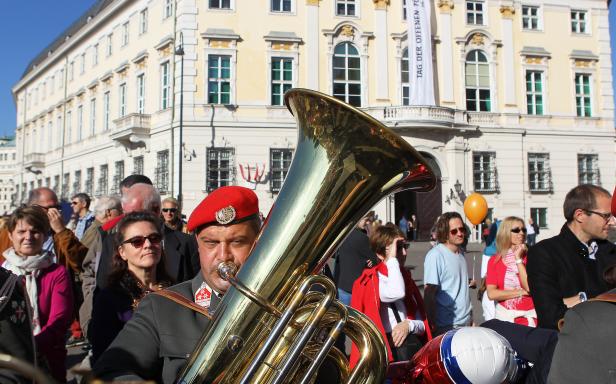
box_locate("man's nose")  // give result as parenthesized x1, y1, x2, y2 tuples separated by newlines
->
(216, 243, 234, 262)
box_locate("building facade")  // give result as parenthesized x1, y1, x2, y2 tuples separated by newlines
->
(12, 0, 615, 239)
(0, 136, 17, 214)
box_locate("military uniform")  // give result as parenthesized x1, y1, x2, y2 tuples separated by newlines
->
(0, 267, 35, 384)
(93, 273, 216, 383)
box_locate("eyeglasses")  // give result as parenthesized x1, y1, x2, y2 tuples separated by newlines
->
(33, 204, 62, 211)
(511, 227, 528, 234)
(121, 233, 163, 248)
(450, 227, 466, 236)
(584, 209, 614, 222)
(71, 201, 79, 205)
(162, 208, 178, 213)
(397, 240, 410, 251)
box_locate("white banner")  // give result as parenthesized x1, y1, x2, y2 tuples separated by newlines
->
(406, 0, 435, 106)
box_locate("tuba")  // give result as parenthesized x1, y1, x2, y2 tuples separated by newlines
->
(177, 89, 436, 383)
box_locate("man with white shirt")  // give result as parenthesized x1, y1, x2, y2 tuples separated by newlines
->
(423, 212, 472, 336)
(350, 224, 429, 365)
(527, 184, 616, 329)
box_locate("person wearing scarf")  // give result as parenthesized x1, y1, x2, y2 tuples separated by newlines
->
(89, 212, 173, 364)
(350, 224, 432, 370)
(1, 206, 73, 383)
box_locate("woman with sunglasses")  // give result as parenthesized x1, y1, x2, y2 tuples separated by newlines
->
(89, 212, 173, 363)
(486, 216, 536, 327)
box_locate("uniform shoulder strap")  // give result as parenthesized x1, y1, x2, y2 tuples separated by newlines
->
(590, 293, 616, 303)
(151, 289, 213, 319)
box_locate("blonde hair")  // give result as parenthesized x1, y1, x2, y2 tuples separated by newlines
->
(495, 216, 525, 260)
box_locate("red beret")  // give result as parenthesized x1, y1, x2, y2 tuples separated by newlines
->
(187, 186, 259, 232)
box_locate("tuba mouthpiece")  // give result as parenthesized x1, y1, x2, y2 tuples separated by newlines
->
(217, 262, 239, 281)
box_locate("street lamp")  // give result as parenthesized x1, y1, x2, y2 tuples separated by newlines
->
(175, 32, 185, 208)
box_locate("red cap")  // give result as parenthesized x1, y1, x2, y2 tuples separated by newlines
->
(612, 186, 616, 216)
(187, 186, 259, 232)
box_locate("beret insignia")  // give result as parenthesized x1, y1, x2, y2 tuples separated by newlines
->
(215, 206, 236, 224)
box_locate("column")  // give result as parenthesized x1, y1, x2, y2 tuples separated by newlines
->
(374, 0, 389, 101)
(438, 1, 455, 104)
(500, 6, 517, 110)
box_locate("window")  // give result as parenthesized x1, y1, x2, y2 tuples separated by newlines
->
(97, 164, 108, 196)
(133, 156, 144, 175)
(332, 42, 361, 107)
(271, 0, 291, 12)
(571, 10, 587, 34)
(90, 98, 96, 136)
(73, 170, 81, 195)
(336, 0, 356, 16)
(93, 44, 99, 66)
(270, 149, 293, 193)
(402, 0, 407, 20)
(103, 91, 110, 130)
(160, 62, 170, 109)
(209, 0, 231, 9)
(271, 58, 293, 105)
(401, 48, 410, 105)
(530, 208, 548, 229)
(522, 5, 540, 30)
(207, 147, 234, 192)
(575, 74, 592, 117)
(52, 177, 59, 195)
(85, 167, 94, 196)
(59, 69, 64, 89)
(56, 116, 62, 148)
(208, 55, 231, 104)
(526, 71, 543, 115)
(77, 105, 83, 141)
(50, 76, 54, 95)
(164, 0, 173, 18)
(62, 173, 70, 200)
(528, 153, 551, 192)
(112, 161, 125, 195)
(122, 22, 129, 46)
(119, 83, 127, 117)
(139, 9, 148, 34)
(466, 1, 485, 25)
(578, 154, 600, 185)
(69, 62, 74, 81)
(473, 151, 498, 193)
(137, 74, 146, 113)
(106, 34, 113, 57)
(47, 121, 53, 151)
(80, 53, 86, 74)
(465, 50, 490, 111)
(155, 150, 169, 194)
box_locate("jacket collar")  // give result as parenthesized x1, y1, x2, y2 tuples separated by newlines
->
(560, 224, 590, 259)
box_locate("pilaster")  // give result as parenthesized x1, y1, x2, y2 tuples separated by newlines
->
(500, 5, 517, 111)
(374, 0, 389, 100)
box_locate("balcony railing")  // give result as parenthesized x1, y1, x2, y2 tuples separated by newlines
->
(110, 113, 151, 149)
(24, 152, 45, 170)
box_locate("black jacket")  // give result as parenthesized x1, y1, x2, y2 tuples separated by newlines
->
(527, 224, 616, 329)
(333, 228, 378, 293)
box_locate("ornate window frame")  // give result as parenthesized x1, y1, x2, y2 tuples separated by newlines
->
(201, 29, 240, 106)
(264, 32, 301, 107)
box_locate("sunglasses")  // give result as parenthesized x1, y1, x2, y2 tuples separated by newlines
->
(162, 208, 178, 213)
(511, 227, 528, 234)
(450, 227, 466, 236)
(397, 240, 410, 251)
(71, 201, 80, 205)
(121, 233, 163, 248)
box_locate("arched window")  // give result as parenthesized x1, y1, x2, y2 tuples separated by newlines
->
(465, 50, 490, 111)
(332, 42, 361, 107)
(401, 48, 410, 105)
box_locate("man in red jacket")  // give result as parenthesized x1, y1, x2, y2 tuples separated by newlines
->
(350, 224, 431, 366)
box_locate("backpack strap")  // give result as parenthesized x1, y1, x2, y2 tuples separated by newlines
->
(589, 292, 616, 303)
(151, 290, 212, 319)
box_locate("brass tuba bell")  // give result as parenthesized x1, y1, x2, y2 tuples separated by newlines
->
(177, 89, 436, 383)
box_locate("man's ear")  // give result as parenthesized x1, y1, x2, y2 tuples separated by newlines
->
(572, 208, 586, 223)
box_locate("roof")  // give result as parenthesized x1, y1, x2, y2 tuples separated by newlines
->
(20, 0, 114, 80)
(0, 137, 16, 147)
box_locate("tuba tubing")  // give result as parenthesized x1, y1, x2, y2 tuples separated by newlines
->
(176, 89, 436, 383)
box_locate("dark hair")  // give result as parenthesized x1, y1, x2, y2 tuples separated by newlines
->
(435, 211, 463, 244)
(7, 206, 50, 234)
(563, 184, 611, 222)
(71, 193, 91, 209)
(120, 174, 153, 190)
(604, 264, 616, 290)
(369, 224, 405, 256)
(108, 211, 173, 287)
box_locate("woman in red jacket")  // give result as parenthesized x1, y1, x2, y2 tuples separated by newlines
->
(350, 224, 431, 366)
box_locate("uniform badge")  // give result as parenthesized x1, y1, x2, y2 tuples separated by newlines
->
(195, 283, 212, 308)
(215, 206, 236, 224)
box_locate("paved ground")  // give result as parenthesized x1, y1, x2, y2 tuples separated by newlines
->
(65, 241, 486, 381)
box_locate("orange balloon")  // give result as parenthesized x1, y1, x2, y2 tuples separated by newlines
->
(463, 193, 488, 225)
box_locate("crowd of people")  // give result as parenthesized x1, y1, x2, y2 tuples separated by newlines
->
(0, 179, 615, 383)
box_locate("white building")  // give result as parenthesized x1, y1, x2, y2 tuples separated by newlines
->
(12, 0, 615, 239)
(0, 136, 17, 214)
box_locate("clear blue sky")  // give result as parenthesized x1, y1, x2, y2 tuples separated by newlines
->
(1, 1, 616, 137)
